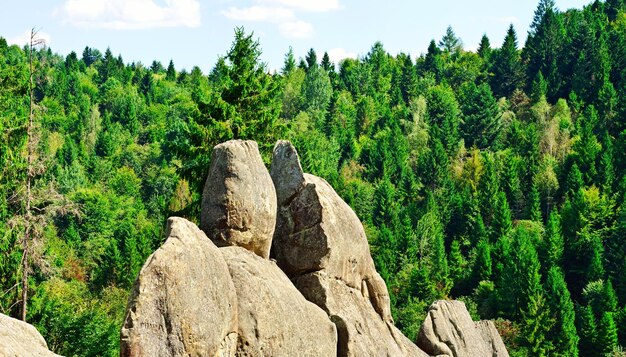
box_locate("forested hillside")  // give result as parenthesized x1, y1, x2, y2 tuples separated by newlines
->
(1, 0, 626, 355)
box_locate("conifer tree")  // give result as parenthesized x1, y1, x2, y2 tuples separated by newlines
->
(597, 312, 618, 355)
(459, 82, 500, 149)
(282, 46, 296, 75)
(439, 25, 463, 55)
(477, 34, 492, 60)
(491, 24, 525, 98)
(545, 267, 579, 357)
(166, 59, 176, 81)
(491, 191, 512, 243)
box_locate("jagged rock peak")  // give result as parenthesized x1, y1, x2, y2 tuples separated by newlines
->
(416, 300, 510, 357)
(270, 140, 425, 357)
(121, 217, 238, 357)
(201, 139, 277, 259)
(0, 313, 62, 357)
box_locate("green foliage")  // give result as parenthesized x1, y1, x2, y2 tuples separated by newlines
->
(2, 3, 626, 354)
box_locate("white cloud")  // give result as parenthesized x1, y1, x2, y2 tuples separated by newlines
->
(7, 30, 52, 46)
(57, 0, 201, 30)
(495, 16, 519, 24)
(222, 0, 340, 39)
(258, 0, 340, 12)
(327, 47, 356, 64)
(279, 20, 313, 38)
(221, 6, 294, 23)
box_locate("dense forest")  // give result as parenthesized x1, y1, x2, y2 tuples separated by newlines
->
(2, 0, 626, 355)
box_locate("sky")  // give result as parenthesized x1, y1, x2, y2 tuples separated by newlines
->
(0, 0, 587, 73)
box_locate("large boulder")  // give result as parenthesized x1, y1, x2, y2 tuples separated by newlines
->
(0, 313, 62, 357)
(221, 246, 337, 357)
(416, 300, 509, 357)
(270, 140, 425, 357)
(201, 140, 277, 259)
(476, 320, 510, 357)
(120, 217, 238, 357)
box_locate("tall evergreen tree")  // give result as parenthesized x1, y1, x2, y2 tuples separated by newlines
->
(491, 24, 525, 98)
(459, 82, 501, 149)
(545, 267, 579, 357)
(439, 25, 463, 55)
(282, 46, 296, 75)
(477, 34, 492, 60)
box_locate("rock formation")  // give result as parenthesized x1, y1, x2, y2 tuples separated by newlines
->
(476, 320, 510, 357)
(416, 300, 510, 357)
(270, 140, 426, 357)
(221, 246, 337, 356)
(121, 139, 509, 357)
(201, 140, 277, 259)
(120, 217, 238, 357)
(0, 312, 62, 357)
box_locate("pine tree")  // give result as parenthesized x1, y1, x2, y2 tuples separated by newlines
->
(491, 24, 525, 98)
(524, 0, 565, 101)
(576, 305, 598, 357)
(282, 46, 296, 75)
(439, 25, 463, 55)
(545, 267, 579, 357)
(321, 51, 334, 72)
(165, 59, 176, 81)
(597, 312, 619, 355)
(477, 34, 492, 60)
(529, 180, 542, 222)
(459, 82, 501, 149)
(473, 236, 492, 283)
(491, 191, 512, 243)
(423, 40, 444, 82)
(542, 210, 564, 269)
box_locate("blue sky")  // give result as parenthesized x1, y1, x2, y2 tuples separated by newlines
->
(1, 0, 586, 73)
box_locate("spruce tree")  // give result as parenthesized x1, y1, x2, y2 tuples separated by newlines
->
(545, 267, 579, 357)
(165, 59, 176, 81)
(491, 24, 525, 98)
(477, 34, 491, 60)
(542, 210, 564, 269)
(438, 25, 463, 55)
(459, 82, 501, 149)
(491, 191, 513, 243)
(597, 312, 618, 355)
(282, 46, 296, 75)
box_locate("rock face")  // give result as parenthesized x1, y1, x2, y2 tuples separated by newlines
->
(120, 217, 238, 357)
(201, 140, 277, 259)
(121, 139, 509, 357)
(0, 313, 62, 357)
(221, 246, 337, 357)
(416, 300, 510, 357)
(270, 140, 426, 357)
(476, 320, 510, 357)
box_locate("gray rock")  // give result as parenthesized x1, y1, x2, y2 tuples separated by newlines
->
(120, 217, 238, 357)
(416, 300, 504, 357)
(476, 320, 510, 357)
(295, 271, 427, 357)
(201, 140, 277, 259)
(270, 140, 424, 357)
(221, 246, 337, 357)
(0, 313, 62, 357)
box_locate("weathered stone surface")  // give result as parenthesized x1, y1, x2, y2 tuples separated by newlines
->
(120, 217, 238, 357)
(221, 246, 337, 357)
(270, 140, 424, 357)
(416, 300, 502, 357)
(295, 271, 427, 357)
(201, 140, 277, 259)
(0, 313, 62, 357)
(476, 320, 510, 357)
